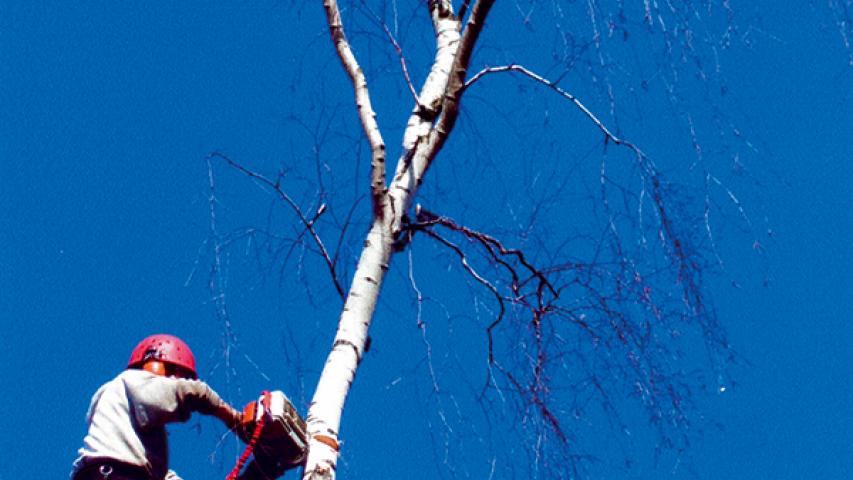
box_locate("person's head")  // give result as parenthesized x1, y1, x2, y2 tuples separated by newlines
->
(127, 334, 197, 379)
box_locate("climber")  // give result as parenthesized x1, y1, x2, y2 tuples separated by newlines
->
(70, 334, 252, 480)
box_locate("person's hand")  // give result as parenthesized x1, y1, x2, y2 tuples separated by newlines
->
(237, 399, 260, 443)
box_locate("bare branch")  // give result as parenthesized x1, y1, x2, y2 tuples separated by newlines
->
(322, 0, 388, 218)
(386, 5, 461, 234)
(415, 207, 558, 300)
(208, 152, 345, 300)
(418, 227, 507, 362)
(384, 0, 491, 236)
(463, 64, 627, 148)
(330, 194, 366, 285)
(407, 205, 566, 445)
(421, 0, 496, 176)
(457, 63, 722, 342)
(359, 1, 420, 104)
(458, 0, 473, 21)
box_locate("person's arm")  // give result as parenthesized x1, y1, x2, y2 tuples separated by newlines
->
(172, 376, 242, 429)
(210, 400, 242, 431)
(125, 371, 241, 429)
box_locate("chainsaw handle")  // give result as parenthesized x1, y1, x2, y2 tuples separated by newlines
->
(226, 391, 271, 480)
(237, 393, 271, 442)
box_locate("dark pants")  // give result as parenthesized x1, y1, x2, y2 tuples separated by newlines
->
(73, 461, 151, 480)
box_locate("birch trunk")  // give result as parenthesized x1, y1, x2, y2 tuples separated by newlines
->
(301, 219, 392, 479)
(302, 1, 497, 477)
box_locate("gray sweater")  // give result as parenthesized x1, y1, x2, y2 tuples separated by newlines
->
(72, 369, 236, 480)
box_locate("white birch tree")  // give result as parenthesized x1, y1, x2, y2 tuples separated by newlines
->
(201, 1, 849, 478)
(298, 1, 490, 477)
(296, 1, 722, 476)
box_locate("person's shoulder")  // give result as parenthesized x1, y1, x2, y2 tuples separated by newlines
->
(86, 370, 146, 408)
(93, 369, 146, 390)
(118, 369, 157, 381)
(121, 369, 209, 389)
(118, 368, 164, 389)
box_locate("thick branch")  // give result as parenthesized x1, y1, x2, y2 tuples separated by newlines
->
(386, 5, 462, 234)
(388, 0, 497, 237)
(303, 219, 392, 480)
(323, 0, 387, 217)
(417, 0, 496, 182)
(304, 3, 498, 480)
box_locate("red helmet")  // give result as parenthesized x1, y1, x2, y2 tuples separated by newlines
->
(128, 334, 197, 379)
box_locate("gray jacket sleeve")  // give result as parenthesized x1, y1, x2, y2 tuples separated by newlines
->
(124, 372, 231, 429)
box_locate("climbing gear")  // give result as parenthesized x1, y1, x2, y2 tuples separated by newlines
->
(73, 460, 149, 480)
(227, 390, 308, 479)
(127, 334, 197, 379)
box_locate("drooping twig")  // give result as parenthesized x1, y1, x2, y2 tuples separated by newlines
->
(205, 156, 237, 389)
(208, 152, 345, 300)
(359, 0, 421, 105)
(418, 227, 507, 365)
(406, 207, 560, 365)
(415, 206, 559, 299)
(463, 64, 633, 150)
(459, 63, 725, 350)
(405, 205, 573, 447)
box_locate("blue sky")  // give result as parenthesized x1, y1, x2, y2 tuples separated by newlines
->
(1, 1, 852, 479)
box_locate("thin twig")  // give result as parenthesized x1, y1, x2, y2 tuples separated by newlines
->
(458, 0, 473, 20)
(208, 152, 345, 299)
(416, 207, 558, 298)
(360, 0, 421, 104)
(463, 64, 631, 148)
(419, 228, 507, 363)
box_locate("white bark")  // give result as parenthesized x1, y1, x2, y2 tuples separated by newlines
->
(302, 220, 392, 479)
(303, 2, 494, 478)
(390, 11, 460, 235)
(322, 0, 387, 215)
